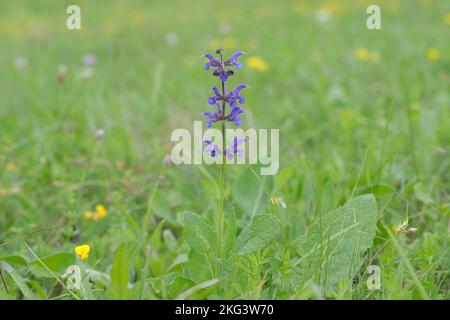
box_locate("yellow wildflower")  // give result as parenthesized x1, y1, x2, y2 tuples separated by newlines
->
(445, 12, 450, 25)
(83, 204, 107, 221)
(75, 244, 90, 261)
(246, 56, 269, 72)
(426, 48, 440, 62)
(6, 162, 16, 171)
(354, 48, 370, 62)
(95, 204, 107, 218)
(0, 189, 7, 197)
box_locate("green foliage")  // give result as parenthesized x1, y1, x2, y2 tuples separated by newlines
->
(237, 214, 281, 255)
(0, 262, 37, 300)
(30, 252, 75, 278)
(296, 194, 378, 296)
(183, 212, 217, 283)
(232, 166, 273, 217)
(110, 244, 129, 300)
(0, 0, 449, 300)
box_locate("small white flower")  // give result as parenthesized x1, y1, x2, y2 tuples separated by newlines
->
(395, 219, 418, 234)
(78, 67, 93, 80)
(165, 32, 178, 47)
(219, 21, 232, 34)
(315, 9, 332, 23)
(95, 129, 105, 140)
(13, 56, 28, 69)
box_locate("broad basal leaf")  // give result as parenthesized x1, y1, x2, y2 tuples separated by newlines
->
(237, 213, 280, 255)
(297, 194, 378, 295)
(30, 252, 75, 278)
(183, 212, 216, 282)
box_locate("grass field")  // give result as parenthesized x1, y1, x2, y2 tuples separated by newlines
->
(0, 0, 449, 300)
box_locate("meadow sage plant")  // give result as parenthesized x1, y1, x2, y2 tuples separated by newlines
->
(201, 48, 247, 266)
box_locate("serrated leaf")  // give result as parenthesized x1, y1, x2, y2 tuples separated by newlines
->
(232, 166, 273, 217)
(183, 212, 216, 254)
(183, 212, 216, 282)
(110, 244, 129, 300)
(297, 194, 378, 295)
(30, 252, 75, 278)
(237, 214, 280, 255)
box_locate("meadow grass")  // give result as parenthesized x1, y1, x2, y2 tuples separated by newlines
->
(0, 0, 449, 300)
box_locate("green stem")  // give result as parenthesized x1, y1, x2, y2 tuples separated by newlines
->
(216, 51, 226, 276)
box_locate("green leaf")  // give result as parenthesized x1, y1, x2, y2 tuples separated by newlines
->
(30, 252, 75, 278)
(361, 184, 395, 198)
(232, 166, 273, 217)
(169, 254, 188, 271)
(150, 220, 165, 252)
(0, 255, 28, 267)
(183, 212, 216, 282)
(0, 261, 37, 300)
(175, 278, 220, 300)
(167, 275, 195, 299)
(297, 194, 378, 295)
(237, 213, 280, 255)
(183, 212, 216, 254)
(414, 182, 435, 204)
(110, 244, 129, 300)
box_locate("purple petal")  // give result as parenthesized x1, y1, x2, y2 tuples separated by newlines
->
(208, 96, 216, 105)
(204, 144, 213, 153)
(230, 51, 244, 61)
(219, 70, 228, 82)
(225, 148, 233, 160)
(212, 86, 220, 96)
(233, 118, 242, 126)
(202, 111, 215, 119)
(233, 84, 248, 95)
(203, 53, 220, 69)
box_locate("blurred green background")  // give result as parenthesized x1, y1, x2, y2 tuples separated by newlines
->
(0, 0, 449, 299)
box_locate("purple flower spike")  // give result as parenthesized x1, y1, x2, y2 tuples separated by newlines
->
(204, 140, 221, 157)
(225, 137, 247, 159)
(201, 49, 248, 131)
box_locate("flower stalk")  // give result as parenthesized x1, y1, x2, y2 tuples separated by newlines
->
(201, 48, 247, 274)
